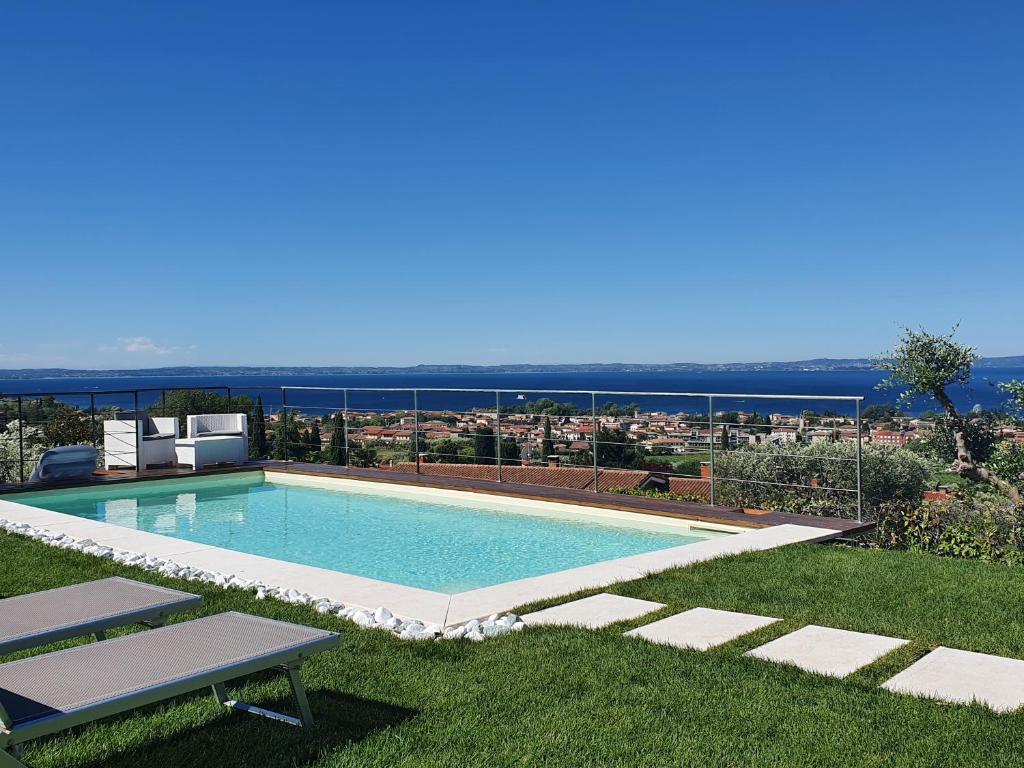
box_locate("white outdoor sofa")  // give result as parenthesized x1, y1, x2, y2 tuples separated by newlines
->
(103, 413, 178, 470)
(176, 413, 248, 469)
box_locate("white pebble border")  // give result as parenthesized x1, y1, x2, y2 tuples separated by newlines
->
(0, 518, 526, 642)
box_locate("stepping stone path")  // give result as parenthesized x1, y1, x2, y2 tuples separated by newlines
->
(522, 593, 665, 629)
(528, 593, 1024, 713)
(745, 625, 908, 678)
(625, 607, 779, 651)
(881, 646, 1024, 713)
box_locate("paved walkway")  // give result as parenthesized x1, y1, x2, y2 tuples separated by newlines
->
(745, 625, 908, 678)
(882, 647, 1024, 713)
(531, 593, 1024, 713)
(625, 607, 778, 651)
(522, 593, 664, 629)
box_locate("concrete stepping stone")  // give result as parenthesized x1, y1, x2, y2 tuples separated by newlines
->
(881, 646, 1024, 712)
(746, 625, 908, 678)
(522, 593, 665, 629)
(625, 607, 779, 651)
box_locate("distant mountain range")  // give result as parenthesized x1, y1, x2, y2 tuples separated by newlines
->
(2, 356, 1023, 379)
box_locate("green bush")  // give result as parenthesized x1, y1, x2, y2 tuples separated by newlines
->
(876, 493, 1024, 565)
(644, 453, 707, 477)
(607, 487, 709, 505)
(928, 413, 998, 464)
(713, 441, 929, 519)
(984, 441, 1024, 493)
(423, 438, 473, 464)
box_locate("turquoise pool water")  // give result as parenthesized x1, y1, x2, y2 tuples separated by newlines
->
(6, 473, 729, 593)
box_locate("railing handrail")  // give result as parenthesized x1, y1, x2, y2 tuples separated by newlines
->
(0, 385, 232, 398)
(278, 386, 864, 401)
(1, 384, 864, 402)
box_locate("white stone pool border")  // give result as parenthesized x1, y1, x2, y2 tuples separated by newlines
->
(0, 472, 846, 636)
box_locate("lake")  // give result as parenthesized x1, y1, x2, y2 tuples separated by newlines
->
(2, 368, 1022, 416)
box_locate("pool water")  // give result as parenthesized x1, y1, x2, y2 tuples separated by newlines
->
(7, 473, 730, 593)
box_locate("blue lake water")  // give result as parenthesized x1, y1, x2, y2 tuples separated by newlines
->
(5, 473, 726, 593)
(2, 368, 1022, 415)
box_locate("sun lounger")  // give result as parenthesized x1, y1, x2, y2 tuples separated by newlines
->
(0, 612, 340, 766)
(0, 577, 202, 656)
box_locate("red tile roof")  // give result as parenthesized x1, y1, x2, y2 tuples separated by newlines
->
(668, 477, 711, 501)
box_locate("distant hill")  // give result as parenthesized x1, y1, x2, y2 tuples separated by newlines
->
(1, 355, 1022, 379)
(975, 356, 1024, 369)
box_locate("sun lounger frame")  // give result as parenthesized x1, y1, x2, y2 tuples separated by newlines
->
(0, 613, 339, 766)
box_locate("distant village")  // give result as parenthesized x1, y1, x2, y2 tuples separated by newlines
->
(295, 407, 1024, 460)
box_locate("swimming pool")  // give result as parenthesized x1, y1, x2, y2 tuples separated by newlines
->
(6, 472, 732, 593)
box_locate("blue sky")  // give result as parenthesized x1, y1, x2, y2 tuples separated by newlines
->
(2, 2, 1021, 368)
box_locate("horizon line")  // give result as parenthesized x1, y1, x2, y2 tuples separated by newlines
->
(2, 353, 1024, 376)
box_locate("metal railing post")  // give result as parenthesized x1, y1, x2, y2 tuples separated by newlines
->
(591, 392, 599, 492)
(282, 388, 289, 462)
(226, 386, 232, 410)
(855, 398, 863, 522)
(342, 389, 349, 466)
(495, 390, 502, 482)
(708, 395, 715, 506)
(413, 390, 420, 474)
(17, 396, 24, 483)
(161, 390, 167, 417)
(89, 393, 97, 447)
(133, 391, 141, 471)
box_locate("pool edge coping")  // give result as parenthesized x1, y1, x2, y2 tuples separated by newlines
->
(0, 472, 848, 627)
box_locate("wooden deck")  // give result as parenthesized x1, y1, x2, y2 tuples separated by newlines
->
(0, 465, 251, 494)
(1, 461, 874, 536)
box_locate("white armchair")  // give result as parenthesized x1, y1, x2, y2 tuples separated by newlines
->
(103, 413, 179, 470)
(183, 413, 249, 466)
(187, 413, 248, 441)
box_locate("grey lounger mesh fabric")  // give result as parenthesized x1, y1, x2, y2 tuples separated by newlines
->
(0, 577, 202, 656)
(0, 611, 339, 763)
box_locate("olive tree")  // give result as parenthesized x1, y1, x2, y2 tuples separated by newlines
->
(42, 406, 95, 448)
(876, 327, 1021, 503)
(999, 380, 1024, 420)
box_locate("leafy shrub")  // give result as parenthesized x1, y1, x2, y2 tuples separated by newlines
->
(713, 441, 929, 519)
(876, 493, 1024, 565)
(42, 406, 95, 447)
(928, 413, 998, 463)
(423, 438, 474, 464)
(349, 446, 379, 468)
(0, 421, 45, 483)
(984, 442, 1024, 493)
(607, 487, 708, 505)
(643, 453, 707, 477)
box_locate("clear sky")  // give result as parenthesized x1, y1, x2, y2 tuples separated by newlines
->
(2, 2, 1021, 369)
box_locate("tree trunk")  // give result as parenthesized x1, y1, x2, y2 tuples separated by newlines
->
(934, 390, 1022, 504)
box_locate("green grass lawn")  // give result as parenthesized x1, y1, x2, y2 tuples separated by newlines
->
(3, 531, 1024, 767)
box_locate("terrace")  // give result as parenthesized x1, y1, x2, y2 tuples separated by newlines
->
(1, 386, 1022, 767)
(0, 383, 872, 513)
